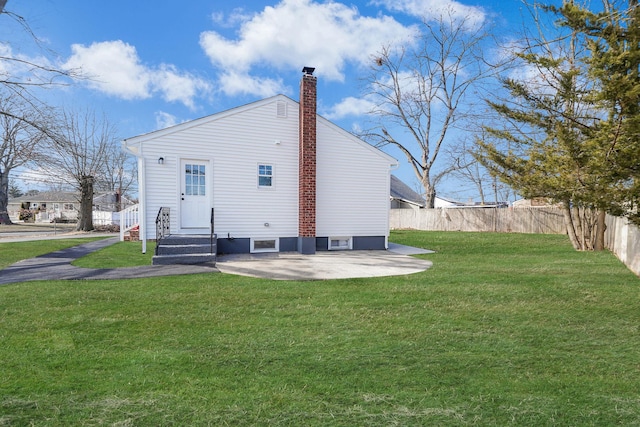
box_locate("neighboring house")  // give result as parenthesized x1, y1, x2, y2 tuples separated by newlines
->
(434, 197, 507, 208)
(93, 192, 135, 212)
(8, 191, 79, 222)
(390, 175, 425, 210)
(434, 196, 468, 208)
(8, 191, 134, 223)
(389, 177, 472, 209)
(123, 68, 398, 254)
(512, 198, 561, 208)
(433, 196, 455, 208)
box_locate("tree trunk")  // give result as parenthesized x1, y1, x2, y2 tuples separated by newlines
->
(423, 178, 436, 209)
(0, 169, 12, 225)
(77, 175, 94, 231)
(594, 209, 606, 251)
(562, 200, 582, 250)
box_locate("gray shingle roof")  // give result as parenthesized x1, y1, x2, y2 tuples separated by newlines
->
(390, 175, 425, 207)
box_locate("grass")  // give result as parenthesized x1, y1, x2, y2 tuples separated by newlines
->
(71, 240, 155, 268)
(1, 231, 639, 426)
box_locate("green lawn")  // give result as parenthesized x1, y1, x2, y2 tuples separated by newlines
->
(1, 231, 639, 426)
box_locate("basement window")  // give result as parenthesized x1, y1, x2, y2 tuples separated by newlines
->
(329, 237, 352, 251)
(251, 238, 279, 253)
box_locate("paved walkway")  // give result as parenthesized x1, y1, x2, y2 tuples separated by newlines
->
(0, 238, 433, 285)
(0, 238, 218, 285)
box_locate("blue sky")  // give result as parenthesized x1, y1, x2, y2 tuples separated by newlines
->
(2, 0, 538, 200)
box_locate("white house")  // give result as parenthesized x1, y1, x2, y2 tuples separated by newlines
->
(122, 68, 398, 255)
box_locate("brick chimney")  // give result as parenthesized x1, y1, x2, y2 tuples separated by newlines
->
(298, 66, 317, 254)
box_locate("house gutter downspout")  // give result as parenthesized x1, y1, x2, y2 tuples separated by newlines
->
(138, 146, 147, 254)
(386, 161, 399, 250)
(122, 139, 147, 254)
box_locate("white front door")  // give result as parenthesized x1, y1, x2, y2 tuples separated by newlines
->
(180, 159, 210, 229)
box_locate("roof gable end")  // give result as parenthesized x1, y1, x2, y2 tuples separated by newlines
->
(124, 94, 295, 146)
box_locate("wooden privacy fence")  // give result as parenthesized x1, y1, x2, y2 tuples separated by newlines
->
(605, 215, 640, 276)
(390, 207, 640, 276)
(390, 207, 566, 234)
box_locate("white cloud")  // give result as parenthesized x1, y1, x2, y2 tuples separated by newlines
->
(323, 96, 376, 120)
(211, 8, 253, 28)
(63, 40, 211, 109)
(155, 111, 179, 129)
(200, 0, 417, 97)
(0, 44, 15, 84)
(0, 42, 61, 86)
(372, 0, 486, 27)
(218, 70, 285, 98)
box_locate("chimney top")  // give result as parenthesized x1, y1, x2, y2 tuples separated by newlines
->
(302, 66, 315, 76)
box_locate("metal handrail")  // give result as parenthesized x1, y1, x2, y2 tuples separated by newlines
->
(155, 207, 170, 255)
(210, 208, 215, 255)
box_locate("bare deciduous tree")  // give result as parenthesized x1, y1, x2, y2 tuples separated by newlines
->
(96, 142, 137, 211)
(364, 9, 500, 207)
(43, 108, 118, 231)
(1, 2, 79, 129)
(0, 94, 47, 224)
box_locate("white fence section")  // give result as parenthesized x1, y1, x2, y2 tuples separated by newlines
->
(93, 211, 119, 226)
(119, 204, 140, 241)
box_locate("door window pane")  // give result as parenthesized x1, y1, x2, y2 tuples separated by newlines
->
(185, 163, 206, 196)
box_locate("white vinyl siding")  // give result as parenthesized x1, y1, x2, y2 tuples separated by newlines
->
(127, 94, 397, 244)
(316, 117, 394, 238)
(132, 96, 299, 240)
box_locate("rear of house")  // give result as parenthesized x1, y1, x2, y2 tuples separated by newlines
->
(123, 69, 397, 254)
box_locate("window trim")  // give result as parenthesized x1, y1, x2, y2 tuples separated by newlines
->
(329, 236, 352, 251)
(251, 238, 279, 253)
(257, 163, 274, 188)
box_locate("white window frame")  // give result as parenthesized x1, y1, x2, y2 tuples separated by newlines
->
(328, 236, 352, 251)
(251, 238, 279, 253)
(258, 164, 274, 188)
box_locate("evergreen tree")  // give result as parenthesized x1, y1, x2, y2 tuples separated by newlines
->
(476, 0, 640, 250)
(559, 0, 640, 223)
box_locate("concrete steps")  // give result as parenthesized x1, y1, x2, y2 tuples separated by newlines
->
(153, 234, 216, 265)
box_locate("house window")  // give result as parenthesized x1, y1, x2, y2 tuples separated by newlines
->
(258, 164, 273, 187)
(251, 238, 279, 253)
(63, 203, 74, 210)
(329, 237, 352, 250)
(185, 163, 206, 196)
